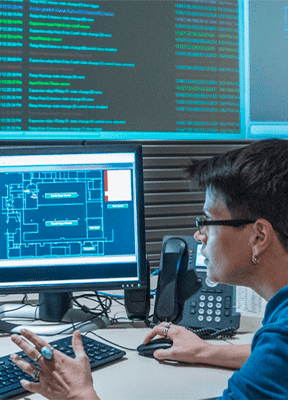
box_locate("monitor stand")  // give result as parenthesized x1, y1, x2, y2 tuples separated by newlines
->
(0, 292, 110, 336)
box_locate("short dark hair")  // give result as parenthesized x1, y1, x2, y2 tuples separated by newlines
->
(187, 139, 288, 250)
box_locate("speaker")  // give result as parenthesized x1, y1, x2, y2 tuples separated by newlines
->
(124, 286, 150, 320)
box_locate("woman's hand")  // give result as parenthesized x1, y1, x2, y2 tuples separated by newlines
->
(143, 322, 250, 369)
(10, 329, 100, 400)
(143, 322, 211, 364)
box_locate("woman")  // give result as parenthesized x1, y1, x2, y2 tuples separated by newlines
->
(11, 139, 288, 399)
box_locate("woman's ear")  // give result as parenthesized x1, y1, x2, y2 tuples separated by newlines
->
(250, 219, 274, 257)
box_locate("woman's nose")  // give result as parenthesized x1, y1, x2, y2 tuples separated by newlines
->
(194, 229, 206, 243)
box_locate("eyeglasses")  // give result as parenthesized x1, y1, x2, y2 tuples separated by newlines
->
(196, 216, 256, 235)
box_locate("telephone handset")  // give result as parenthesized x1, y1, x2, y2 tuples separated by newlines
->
(153, 236, 240, 335)
(154, 238, 186, 322)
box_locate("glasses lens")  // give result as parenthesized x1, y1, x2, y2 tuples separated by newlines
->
(196, 216, 209, 233)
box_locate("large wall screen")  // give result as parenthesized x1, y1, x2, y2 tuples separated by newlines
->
(241, 0, 288, 139)
(1, 0, 241, 140)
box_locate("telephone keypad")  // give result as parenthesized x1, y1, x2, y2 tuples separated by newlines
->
(190, 291, 233, 323)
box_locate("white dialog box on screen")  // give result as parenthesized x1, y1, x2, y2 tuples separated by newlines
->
(105, 170, 132, 202)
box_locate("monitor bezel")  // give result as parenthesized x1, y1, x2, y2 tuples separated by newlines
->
(0, 142, 148, 295)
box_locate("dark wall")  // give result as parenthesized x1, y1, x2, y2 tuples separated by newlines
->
(141, 141, 249, 270)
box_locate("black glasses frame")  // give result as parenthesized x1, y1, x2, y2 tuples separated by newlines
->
(196, 216, 256, 233)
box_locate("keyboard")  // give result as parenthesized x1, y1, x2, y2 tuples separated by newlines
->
(0, 335, 126, 400)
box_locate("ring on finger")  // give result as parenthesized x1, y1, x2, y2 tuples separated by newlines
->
(33, 353, 44, 364)
(36, 346, 54, 361)
(41, 346, 54, 360)
(32, 367, 41, 382)
(163, 321, 172, 338)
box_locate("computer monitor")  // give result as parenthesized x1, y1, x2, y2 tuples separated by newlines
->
(0, 143, 148, 333)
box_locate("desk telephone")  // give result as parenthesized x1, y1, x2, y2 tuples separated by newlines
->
(153, 236, 240, 336)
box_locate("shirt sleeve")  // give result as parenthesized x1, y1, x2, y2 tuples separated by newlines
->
(218, 325, 288, 399)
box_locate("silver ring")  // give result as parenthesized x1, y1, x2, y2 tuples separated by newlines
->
(32, 367, 41, 382)
(163, 321, 172, 337)
(33, 353, 44, 364)
(41, 346, 54, 360)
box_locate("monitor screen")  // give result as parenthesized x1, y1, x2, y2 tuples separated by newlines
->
(195, 243, 206, 269)
(240, 0, 288, 139)
(1, 0, 242, 140)
(0, 143, 147, 321)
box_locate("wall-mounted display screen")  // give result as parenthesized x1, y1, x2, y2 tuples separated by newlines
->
(0, 0, 241, 140)
(1, 0, 286, 141)
(241, 0, 288, 139)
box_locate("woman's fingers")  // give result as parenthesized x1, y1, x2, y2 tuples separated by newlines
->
(11, 329, 57, 369)
(143, 322, 172, 344)
(10, 353, 38, 377)
(13, 329, 51, 353)
(72, 330, 86, 358)
(11, 333, 44, 363)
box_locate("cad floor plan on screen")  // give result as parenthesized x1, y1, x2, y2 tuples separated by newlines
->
(0, 154, 136, 267)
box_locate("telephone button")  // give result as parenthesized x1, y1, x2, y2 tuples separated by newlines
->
(224, 310, 231, 317)
(215, 317, 221, 323)
(191, 301, 197, 307)
(215, 289, 223, 293)
(198, 316, 204, 322)
(215, 309, 221, 316)
(225, 296, 231, 309)
(201, 288, 208, 293)
(199, 308, 205, 314)
(216, 296, 222, 302)
(206, 316, 212, 322)
(199, 295, 206, 301)
(207, 302, 213, 308)
(199, 302, 205, 308)
(190, 308, 196, 314)
(207, 309, 213, 315)
(205, 277, 218, 288)
(208, 295, 214, 301)
(216, 303, 222, 309)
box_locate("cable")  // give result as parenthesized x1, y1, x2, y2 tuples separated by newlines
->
(185, 326, 237, 340)
(0, 303, 28, 317)
(88, 330, 137, 352)
(95, 291, 110, 319)
(71, 293, 112, 318)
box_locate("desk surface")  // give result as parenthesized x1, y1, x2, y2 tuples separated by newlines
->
(0, 328, 254, 400)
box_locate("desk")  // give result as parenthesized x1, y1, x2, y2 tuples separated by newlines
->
(0, 328, 254, 400)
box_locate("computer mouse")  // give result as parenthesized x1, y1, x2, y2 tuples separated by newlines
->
(137, 337, 173, 358)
